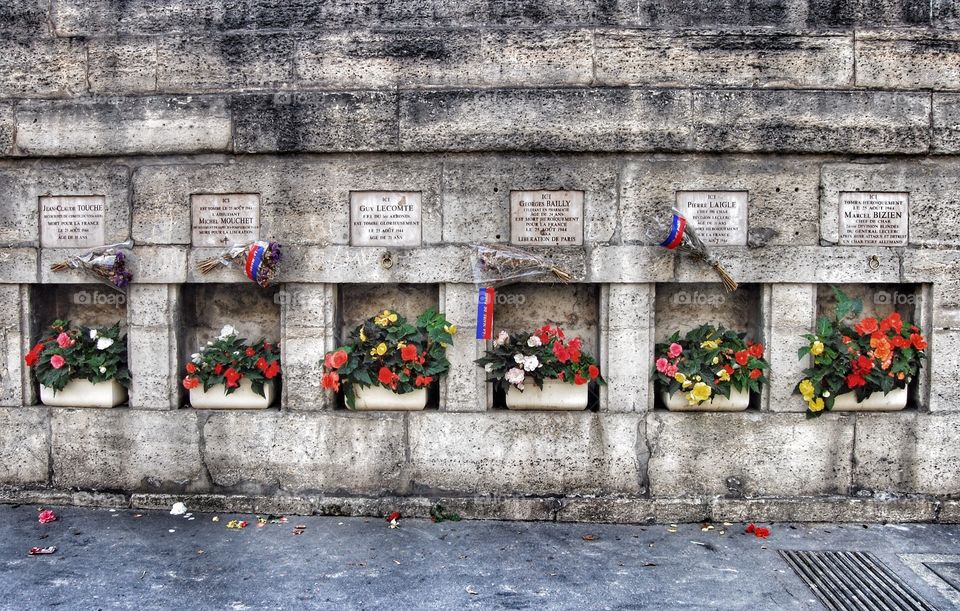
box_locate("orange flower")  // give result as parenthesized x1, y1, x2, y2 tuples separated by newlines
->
(321, 371, 340, 392)
(854, 317, 879, 336)
(880, 312, 903, 334)
(910, 333, 927, 350)
(182, 376, 200, 390)
(749, 368, 762, 380)
(400, 344, 419, 362)
(871, 336, 892, 362)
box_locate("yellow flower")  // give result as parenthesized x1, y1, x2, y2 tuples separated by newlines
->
(810, 340, 825, 356)
(370, 342, 387, 356)
(444, 324, 458, 335)
(717, 369, 730, 382)
(689, 381, 712, 404)
(798, 379, 815, 401)
(396, 341, 407, 350)
(807, 397, 825, 413)
(359, 327, 367, 342)
(700, 340, 720, 351)
(674, 372, 686, 384)
(374, 310, 398, 327)
(711, 356, 720, 365)
(682, 380, 692, 389)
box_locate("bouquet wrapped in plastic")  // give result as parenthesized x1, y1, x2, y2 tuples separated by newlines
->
(49, 240, 134, 290)
(645, 209, 738, 292)
(196, 240, 282, 288)
(471, 243, 573, 287)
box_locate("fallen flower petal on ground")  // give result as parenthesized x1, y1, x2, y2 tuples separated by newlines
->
(28, 546, 56, 555)
(38, 510, 57, 524)
(170, 502, 187, 516)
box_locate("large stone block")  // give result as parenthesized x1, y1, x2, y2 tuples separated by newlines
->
(595, 32, 853, 89)
(929, 330, 960, 412)
(0, 162, 129, 247)
(16, 97, 233, 156)
(856, 31, 960, 90)
(647, 412, 855, 497)
(0, 0, 52, 36)
(820, 160, 960, 247)
(158, 34, 295, 91)
(637, 0, 803, 27)
(399, 88, 692, 152)
(52, 0, 229, 36)
(281, 283, 336, 410)
(232, 92, 398, 153)
(439, 284, 486, 412)
(902, 248, 960, 329)
(854, 412, 960, 495)
(0, 39, 86, 98)
(588, 246, 674, 283)
(129, 246, 188, 283)
(0, 103, 12, 155)
(408, 412, 645, 495)
(806, 0, 931, 26)
(127, 285, 181, 410)
(51, 409, 205, 491)
(0, 407, 48, 486)
(691, 90, 930, 154)
(620, 155, 823, 246)
(442, 154, 618, 244)
(766, 284, 816, 413)
(87, 38, 158, 94)
(602, 284, 654, 412)
(933, 0, 960, 27)
(0, 285, 25, 406)
(202, 411, 406, 495)
(933, 94, 960, 154)
(0, 249, 38, 284)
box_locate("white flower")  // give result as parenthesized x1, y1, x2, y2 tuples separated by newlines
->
(218, 324, 237, 339)
(493, 330, 509, 347)
(505, 367, 525, 385)
(514, 353, 524, 364)
(96, 337, 114, 350)
(484, 363, 494, 373)
(522, 355, 540, 372)
(823, 391, 831, 398)
(99, 366, 107, 374)
(89, 329, 98, 339)
(527, 335, 542, 347)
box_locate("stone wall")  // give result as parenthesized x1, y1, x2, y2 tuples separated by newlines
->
(1, 0, 959, 523)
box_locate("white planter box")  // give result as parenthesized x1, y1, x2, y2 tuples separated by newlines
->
(505, 378, 589, 411)
(40, 379, 127, 408)
(662, 387, 751, 412)
(831, 387, 907, 411)
(352, 385, 427, 411)
(189, 379, 275, 410)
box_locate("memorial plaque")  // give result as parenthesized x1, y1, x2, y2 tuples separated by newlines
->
(191, 193, 260, 246)
(675, 191, 748, 246)
(350, 191, 422, 247)
(839, 192, 909, 246)
(39, 195, 106, 248)
(510, 190, 584, 246)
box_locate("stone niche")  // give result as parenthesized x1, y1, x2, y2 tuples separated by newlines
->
(653, 283, 763, 409)
(486, 283, 601, 410)
(179, 283, 282, 406)
(337, 283, 440, 409)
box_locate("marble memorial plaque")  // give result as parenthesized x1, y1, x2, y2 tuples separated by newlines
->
(839, 192, 908, 246)
(39, 195, 106, 248)
(191, 193, 260, 246)
(675, 191, 748, 246)
(350, 191, 422, 247)
(510, 190, 584, 246)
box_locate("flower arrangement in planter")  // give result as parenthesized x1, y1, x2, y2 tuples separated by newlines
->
(475, 325, 604, 410)
(26, 320, 130, 408)
(653, 324, 769, 411)
(320, 308, 456, 410)
(795, 288, 926, 416)
(182, 325, 281, 409)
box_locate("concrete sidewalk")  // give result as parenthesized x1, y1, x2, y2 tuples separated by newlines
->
(0, 504, 958, 610)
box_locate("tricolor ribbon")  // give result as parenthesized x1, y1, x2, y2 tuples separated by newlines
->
(660, 214, 686, 250)
(476, 287, 495, 340)
(244, 241, 269, 284)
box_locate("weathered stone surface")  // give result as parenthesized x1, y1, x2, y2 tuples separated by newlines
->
(854, 413, 960, 495)
(17, 97, 232, 156)
(492, 284, 600, 354)
(807, 0, 931, 26)
(767, 284, 816, 413)
(941, 500, 960, 523)
(52, 0, 229, 36)
(903, 248, 960, 329)
(821, 161, 960, 247)
(0, 39, 86, 98)
(281, 283, 336, 410)
(928, 330, 960, 412)
(620, 155, 823, 247)
(202, 411, 406, 495)
(0, 285, 25, 406)
(442, 154, 617, 244)
(710, 497, 938, 523)
(933, 94, 960, 153)
(439, 284, 486, 412)
(0, 249, 38, 284)
(588, 246, 674, 283)
(88, 38, 158, 94)
(408, 413, 645, 496)
(158, 34, 295, 91)
(0, 103, 12, 155)
(0, 0, 52, 36)
(647, 412, 855, 497)
(933, 0, 960, 27)
(129, 246, 188, 283)
(557, 498, 709, 524)
(128, 285, 181, 410)
(400, 88, 692, 152)
(856, 31, 960, 90)
(232, 92, 398, 153)
(596, 32, 853, 89)
(181, 283, 280, 355)
(51, 409, 205, 491)
(0, 407, 48, 486)
(691, 90, 930, 154)
(603, 284, 654, 412)
(654, 282, 763, 343)
(0, 162, 129, 247)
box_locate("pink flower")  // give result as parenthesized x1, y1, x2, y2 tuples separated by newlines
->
(50, 354, 65, 369)
(38, 509, 56, 524)
(665, 364, 678, 377)
(56, 332, 73, 349)
(655, 357, 670, 374)
(667, 343, 683, 359)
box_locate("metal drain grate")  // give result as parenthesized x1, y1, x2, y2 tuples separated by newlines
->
(780, 550, 939, 611)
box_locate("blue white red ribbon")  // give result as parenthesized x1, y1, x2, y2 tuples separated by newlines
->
(476, 287, 495, 340)
(660, 214, 686, 250)
(244, 241, 269, 284)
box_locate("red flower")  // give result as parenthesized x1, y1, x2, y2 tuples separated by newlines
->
(748, 343, 764, 359)
(255, 357, 268, 371)
(321, 371, 340, 392)
(224, 367, 242, 388)
(745, 523, 755, 534)
(264, 361, 280, 379)
(214, 363, 223, 375)
(880, 312, 903, 334)
(722, 364, 735, 376)
(852, 354, 874, 376)
(588, 364, 600, 379)
(754, 527, 770, 539)
(553, 341, 571, 364)
(185, 362, 197, 374)
(414, 375, 433, 388)
(38, 510, 57, 524)
(568, 337, 582, 363)
(50, 354, 65, 369)
(400, 344, 419, 362)
(846, 373, 866, 389)
(842, 335, 852, 344)
(386, 511, 401, 522)
(574, 372, 588, 385)
(854, 317, 879, 336)
(910, 333, 927, 350)
(378, 366, 398, 389)
(891, 335, 910, 349)
(331, 350, 348, 369)
(182, 376, 200, 390)
(557, 371, 565, 381)
(263, 341, 272, 351)
(24, 342, 44, 367)
(749, 368, 762, 380)
(245, 347, 256, 357)
(735, 350, 749, 366)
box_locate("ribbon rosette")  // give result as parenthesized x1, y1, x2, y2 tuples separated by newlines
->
(647, 209, 738, 292)
(196, 240, 282, 288)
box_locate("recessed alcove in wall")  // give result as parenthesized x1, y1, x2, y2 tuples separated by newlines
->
(337, 283, 440, 409)
(653, 283, 763, 410)
(486, 283, 601, 411)
(28, 283, 130, 405)
(179, 283, 282, 406)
